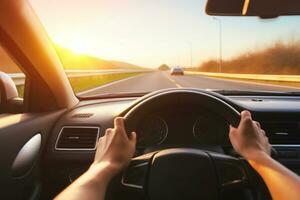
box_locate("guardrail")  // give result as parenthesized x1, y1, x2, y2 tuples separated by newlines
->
(186, 71, 300, 83)
(8, 69, 150, 86)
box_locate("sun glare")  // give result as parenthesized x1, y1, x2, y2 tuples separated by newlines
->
(53, 35, 90, 55)
(69, 42, 88, 55)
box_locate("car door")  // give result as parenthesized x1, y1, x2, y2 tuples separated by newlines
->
(0, 43, 65, 200)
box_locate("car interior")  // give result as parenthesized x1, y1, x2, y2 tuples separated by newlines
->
(0, 0, 300, 200)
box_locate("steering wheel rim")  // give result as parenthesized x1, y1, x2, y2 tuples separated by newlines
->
(119, 89, 270, 200)
(124, 89, 241, 134)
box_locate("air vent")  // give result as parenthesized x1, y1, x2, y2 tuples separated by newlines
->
(71, 113, 94, 118)
(262, 122, 300, 145)
(55, 126, 100, 150)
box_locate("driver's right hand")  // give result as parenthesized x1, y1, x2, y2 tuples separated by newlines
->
(229, 110, 271, 161)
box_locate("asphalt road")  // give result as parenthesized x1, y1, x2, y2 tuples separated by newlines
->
(79, 71, 300, 96)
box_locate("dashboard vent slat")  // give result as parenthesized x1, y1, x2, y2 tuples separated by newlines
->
(56, 126, 100, 150)
(262, 122, 300, 145)
(71, 113, 94, 119)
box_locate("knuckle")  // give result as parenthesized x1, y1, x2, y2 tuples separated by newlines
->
(228, 130, 234, 137)
(115, 117, 123, 124)
(243, 117, 253, 126)
(115, 117, 123, 121)
(105, 128, 113, 134)
(241, 110, 251, 117)
(265, 136, 269, 142)
(255, 121, 261, 127)
(96, 137, 103, 145)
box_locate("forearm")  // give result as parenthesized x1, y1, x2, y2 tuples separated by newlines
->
(248, 152, 300, 200)
(55, 162, 113, 200)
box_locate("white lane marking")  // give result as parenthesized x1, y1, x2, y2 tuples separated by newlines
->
(77, 73, 147, 96)
(175, 83, 182, 88)
(163, 73, 183, 88)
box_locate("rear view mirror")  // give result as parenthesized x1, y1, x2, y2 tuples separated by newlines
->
(0, 72, 23, 113)
(206, 0, 300, 18)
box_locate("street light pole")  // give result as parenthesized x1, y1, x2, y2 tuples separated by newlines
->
(186, 41, 193, 69)
(213, 17, 222, 73)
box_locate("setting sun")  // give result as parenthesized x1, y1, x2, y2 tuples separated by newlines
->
(53, 35, 90, 55)
(68, 41, 88, 55)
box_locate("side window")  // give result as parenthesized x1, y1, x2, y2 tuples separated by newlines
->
(0, 43, 25, 114)
(0, 44, 25, 98)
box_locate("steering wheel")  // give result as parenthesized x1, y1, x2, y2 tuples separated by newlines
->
(119, 89, 266, 200)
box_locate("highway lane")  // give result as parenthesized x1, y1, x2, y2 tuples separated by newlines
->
(79, 71, 300, 96)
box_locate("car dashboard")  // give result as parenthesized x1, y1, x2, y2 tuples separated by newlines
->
(42, 93, 300, 198)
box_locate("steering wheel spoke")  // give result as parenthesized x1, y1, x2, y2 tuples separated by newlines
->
(209, 152, 248, 190)
(121, 148, 257, 200)
(121, 152, 154, 190)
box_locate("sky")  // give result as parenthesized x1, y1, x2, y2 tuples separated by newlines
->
(29, 0, 300, 68)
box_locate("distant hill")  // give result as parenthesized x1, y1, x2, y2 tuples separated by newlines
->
(54, 45, 143, 70)
(0, 45, 143, 73)
(158, 64, 170, 71)
(54, 46, 114, 70)
(109, 60, 142, 69)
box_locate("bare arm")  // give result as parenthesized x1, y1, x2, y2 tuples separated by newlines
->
(55, 117, 136, 200)
(229, 111, 300, 200)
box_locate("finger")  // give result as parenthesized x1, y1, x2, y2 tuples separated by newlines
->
(105, 128, 113, 135)
(97, 136, 103, 145)
(254, 121, 261, 128)
(261, 130, 266, 136)
(267, 144, 272, 156)
(114, 117, 126, 132)
(129, 132, 137, 142)
(264, 136, 269, 143)
(229, 125, 236, 134)
(228, 130, 234, 141)
(229, 126, 237, 140)
(96, 136, 105, 149)
(241, 110, 252, 119)
(98, 135, 105, 141)
(129, 132, 137, 146)
(239, 111, 253, 127)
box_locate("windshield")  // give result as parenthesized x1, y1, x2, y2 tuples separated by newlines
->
(29, 0, 300, 97)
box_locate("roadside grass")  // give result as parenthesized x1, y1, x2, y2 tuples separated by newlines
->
(198, 39, 300, 75)
(225, 78, 300, 89)
(15, 72, 142, 98)
(189, 74, 300, 90)
(16, 85, 24, 98)
(68, 72, 142, 93)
